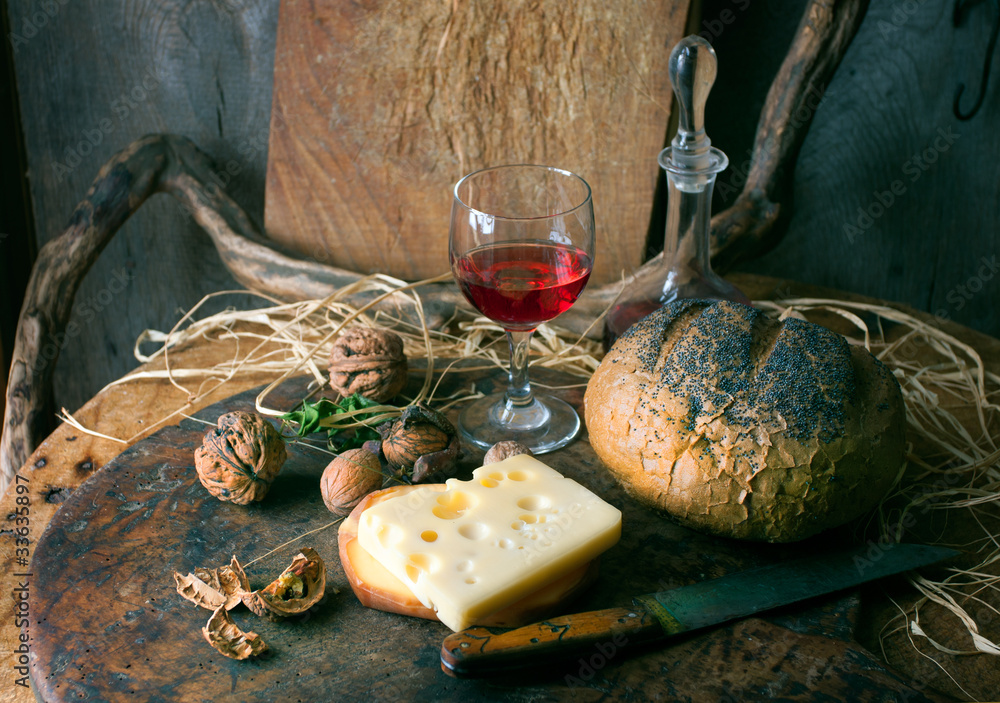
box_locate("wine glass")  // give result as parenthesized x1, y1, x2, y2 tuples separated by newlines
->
(449, 164, 596, 454)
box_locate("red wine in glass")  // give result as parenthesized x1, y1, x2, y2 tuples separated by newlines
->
(449, 164, 595, 454)
(452, 241, 592, 330)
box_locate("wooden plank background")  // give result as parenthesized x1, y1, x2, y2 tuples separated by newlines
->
(264, 0, 685, 285)
(714, 1, 1000, 337)
(5, 0, 280, 417)
(5, 0, 1000, 418)
(0, 0, 33, 426)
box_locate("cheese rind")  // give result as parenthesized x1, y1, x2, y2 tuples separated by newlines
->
(357, 455, 622, 631)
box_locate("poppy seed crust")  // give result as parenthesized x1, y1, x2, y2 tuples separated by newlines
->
(585, 299, 905, 542)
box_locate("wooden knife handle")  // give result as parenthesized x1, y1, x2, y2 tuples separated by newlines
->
(440, 606, 664, 678)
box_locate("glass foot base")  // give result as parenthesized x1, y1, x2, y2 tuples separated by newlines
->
(456, 393, 581, 455)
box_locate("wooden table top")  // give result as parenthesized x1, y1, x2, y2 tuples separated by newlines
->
(2, 272, 998, 701)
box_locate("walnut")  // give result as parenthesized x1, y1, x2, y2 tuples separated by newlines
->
(194, 411, 286, 505)
(380, 403, 459, 483)
(483, 441, 533, 465)
(242, 548, 326, 621)
(328, 328, 408, 402)
(320, 447, 384, 516)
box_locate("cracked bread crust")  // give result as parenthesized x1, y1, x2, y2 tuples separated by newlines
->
(584, 300, 905, 542)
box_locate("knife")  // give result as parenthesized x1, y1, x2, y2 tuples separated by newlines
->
(440, 543, 957, 678)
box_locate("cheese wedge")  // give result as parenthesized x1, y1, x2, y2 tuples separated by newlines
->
(338, 484, 600, 627)
(357, 454, 622, 631)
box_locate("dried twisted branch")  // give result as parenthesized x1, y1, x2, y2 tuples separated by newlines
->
(0, 0, 867, 489)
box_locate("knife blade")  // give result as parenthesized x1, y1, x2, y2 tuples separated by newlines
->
(440, 543, 957, 678)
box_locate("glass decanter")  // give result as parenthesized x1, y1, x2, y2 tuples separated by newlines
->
(604, 35, 748, 348)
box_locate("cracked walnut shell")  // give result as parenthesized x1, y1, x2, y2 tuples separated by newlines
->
(329, 328, 408, 402)
(194, 411, 287, 505)
(174, 556, 250, 611)
(243, 548, 326, 621)
(203, 605, 267, 660)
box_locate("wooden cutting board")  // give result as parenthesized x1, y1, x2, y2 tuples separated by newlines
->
(264, 0, 690, 285)
(27, 369, 948, 702)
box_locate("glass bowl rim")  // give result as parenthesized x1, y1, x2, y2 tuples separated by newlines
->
(452, 164, 593, 221)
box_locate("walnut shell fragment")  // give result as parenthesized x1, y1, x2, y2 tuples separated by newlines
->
(203, 605, 268, 660)
(321, 447, 384, 516)
(174, 556, 250, 611)
(483, 441, 533, 465)
(194, 411, 287, 505)
(243, 548, 326, 621)
(329, 327, 408, 402)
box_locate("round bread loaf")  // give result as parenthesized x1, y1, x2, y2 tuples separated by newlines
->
(585, 299, 905, 542)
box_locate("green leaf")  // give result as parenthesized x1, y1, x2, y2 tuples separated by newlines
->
(280, 399, 341, 437)
(341, 393, 380, 412)
(281, 394, 391, 447)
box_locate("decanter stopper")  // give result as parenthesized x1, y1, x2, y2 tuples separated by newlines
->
(669, 35, 716, 170)
(603, 35, 749, 350)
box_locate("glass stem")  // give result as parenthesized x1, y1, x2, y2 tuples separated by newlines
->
(504, 330, 535, 408)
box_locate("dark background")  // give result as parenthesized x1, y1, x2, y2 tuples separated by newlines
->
(1, 0, 998, 431)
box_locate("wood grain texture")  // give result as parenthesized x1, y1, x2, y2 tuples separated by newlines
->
(0, 336, 4, 424)
(0, 331, 279, 703)
(25, 371, 946, 702)
(6, 0, 280, 418)
(2, 273, 997, 701)
(441, 607, 666, 677)
(0, 1, 35, 380)
(709, 0, 869, 271)
(10, 0, 998, 471)
(0, 134, 401, 490)
(1, 0, 860, 460)
(3, 3, 862, 485)
(715, 0, 1000, 338)
(264, 0, 689, 285)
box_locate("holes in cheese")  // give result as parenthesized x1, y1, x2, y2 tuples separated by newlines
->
(457, 523, 489, 540)
(356, 455, 622, 632)
(337, 484, 601, 628)
(431, 492, 477, 520)
(375, 523, 404, 549)
(517, 495, 549, 511)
